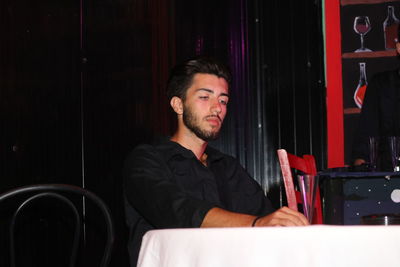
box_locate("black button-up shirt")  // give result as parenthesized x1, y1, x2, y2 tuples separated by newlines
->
(123, 138, 275, 266)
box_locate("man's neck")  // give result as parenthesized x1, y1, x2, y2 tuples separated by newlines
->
(170, 131, 208, 161)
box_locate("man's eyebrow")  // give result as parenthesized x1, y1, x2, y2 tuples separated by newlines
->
(220, 92, 229, 97)
(195, 88, 229, 97)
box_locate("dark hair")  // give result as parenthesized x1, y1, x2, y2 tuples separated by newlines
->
(166, 56, 232, 101)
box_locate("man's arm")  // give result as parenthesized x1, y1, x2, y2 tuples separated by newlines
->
(126, 145, 309, 228)
(202, 154, 309, 227)
(124, 145, 215, 228)
(201, 206, 309, 227)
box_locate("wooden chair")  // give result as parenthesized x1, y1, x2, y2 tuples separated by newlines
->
(277, 149, 323, 224)
(0, 184, 114, 267)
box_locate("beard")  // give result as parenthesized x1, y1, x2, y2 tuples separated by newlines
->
(182, 104, 222, 142)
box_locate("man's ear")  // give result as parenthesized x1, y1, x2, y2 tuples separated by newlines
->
(396, 42, 400, 55)
(170, 96, 183, 115)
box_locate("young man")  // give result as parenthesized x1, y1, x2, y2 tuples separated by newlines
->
(123, 56, 308, 266)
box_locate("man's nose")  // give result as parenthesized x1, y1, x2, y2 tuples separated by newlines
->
(211, 100, 222, 114)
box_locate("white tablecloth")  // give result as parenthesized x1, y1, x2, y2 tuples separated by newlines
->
(137, 225, 400, 267)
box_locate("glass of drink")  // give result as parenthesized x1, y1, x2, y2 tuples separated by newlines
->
(388, 136, 400, 172)
(297, 174, 319, 223)
(354, 16, 372, 52)
(368, 136, 379, 171)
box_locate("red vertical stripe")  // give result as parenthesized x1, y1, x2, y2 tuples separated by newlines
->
(325, 0, 344, 168)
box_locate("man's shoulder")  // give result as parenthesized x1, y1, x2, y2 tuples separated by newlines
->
(123, 142, 173, 174)
(368, 69, 400, 98)
(128, 140, 167, 159)
(126, 136, 188, 162)
(124, 143, 160, 165)
(131, 143, 157, 155)
(371, 69, 399, 82)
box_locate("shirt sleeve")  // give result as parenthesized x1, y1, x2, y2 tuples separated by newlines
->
(212, 155, 276, 216)
(123, 145, 215, 229)
(232, 162, 276, 216)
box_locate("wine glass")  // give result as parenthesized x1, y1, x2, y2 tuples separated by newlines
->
(389, 136, 400, 172)
(368, 136, 379, 171)
(354, 16, 372, 52)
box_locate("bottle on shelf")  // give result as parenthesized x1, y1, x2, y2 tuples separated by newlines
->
(383, 5, 400, 50)
(354, 62, 367, 109)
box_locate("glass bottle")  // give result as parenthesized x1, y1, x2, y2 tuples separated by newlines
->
(353, 62, 367, 109)
(383, 6, 400, 50)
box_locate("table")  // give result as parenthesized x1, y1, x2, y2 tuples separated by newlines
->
(320, 171, 400, 224)
(137, 226, 400, 267)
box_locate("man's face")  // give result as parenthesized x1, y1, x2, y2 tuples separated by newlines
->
(182, 73, 229, 141)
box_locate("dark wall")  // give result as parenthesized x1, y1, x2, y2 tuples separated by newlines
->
(249, 0, 326, 203)
(0, 0, 326, 266)
(0, 0, 82, 188)
(0, 0, 84, 266)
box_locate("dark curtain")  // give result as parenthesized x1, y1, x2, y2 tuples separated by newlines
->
(0, 0, 82, 266)
(249, 0, 326, 204)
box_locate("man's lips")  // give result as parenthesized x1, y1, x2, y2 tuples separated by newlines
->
(205, 115, 222, 125)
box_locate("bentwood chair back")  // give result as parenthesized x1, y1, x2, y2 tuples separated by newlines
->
(277, 149, 323, 224)
(0, 184, 114, 267)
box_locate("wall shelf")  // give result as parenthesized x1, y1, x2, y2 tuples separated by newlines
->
(342, 49, 397, 58)
(342, 0, 399, 6)
(344, 107, 361, 114)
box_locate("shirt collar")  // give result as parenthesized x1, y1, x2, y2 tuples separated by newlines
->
(154, 136, 224, 162)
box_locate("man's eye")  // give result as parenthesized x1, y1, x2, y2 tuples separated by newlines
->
(199, 96, 209, 100)
(219, 99, 228, 105)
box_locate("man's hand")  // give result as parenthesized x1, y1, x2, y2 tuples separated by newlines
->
(353, 158, 366, 166)
(201, 206, 309, 228)
(253, 206, 309, 226)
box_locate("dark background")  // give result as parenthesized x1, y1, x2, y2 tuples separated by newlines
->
(0, 0, 326, 266)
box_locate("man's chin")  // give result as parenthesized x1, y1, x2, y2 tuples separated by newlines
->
(195, 130, 220, 142)
(205, 132, 221, 141)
